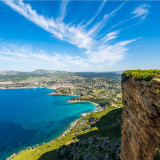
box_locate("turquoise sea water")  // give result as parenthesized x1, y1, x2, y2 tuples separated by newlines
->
(0, 88, 98, 159)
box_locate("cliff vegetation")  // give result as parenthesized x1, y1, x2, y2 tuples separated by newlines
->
(122, 70, 160, 82)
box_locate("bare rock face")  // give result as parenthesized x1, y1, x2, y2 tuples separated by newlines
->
(120, 78, 160, 160)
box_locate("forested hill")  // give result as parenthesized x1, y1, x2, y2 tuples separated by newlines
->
(75, 72, 122, 79)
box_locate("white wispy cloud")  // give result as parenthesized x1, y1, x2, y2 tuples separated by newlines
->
(1, 0, 150, 70)
(132, 4, 150, 20)
(88, 1, 126, 35)
(84, 0, 107, 27)
(57, 0, 69, 22)
(0, 38, 135, 69)
(88, 39, 136, 65)
(99, 30, 120, 45)
(3, 0, 94, 50)
(0, 44, 90, 67)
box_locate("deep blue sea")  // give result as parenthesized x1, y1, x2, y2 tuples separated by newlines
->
(0, 88, 98, 159)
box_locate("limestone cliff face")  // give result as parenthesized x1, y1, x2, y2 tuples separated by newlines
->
(120, 78, 160, 160)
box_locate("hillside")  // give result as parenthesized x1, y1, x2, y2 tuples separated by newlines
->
(0, 70, 121, 89)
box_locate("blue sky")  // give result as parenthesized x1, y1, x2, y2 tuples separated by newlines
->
(0, 0, 159, 72)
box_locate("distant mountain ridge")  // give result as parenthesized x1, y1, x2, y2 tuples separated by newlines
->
(32, 69, 69, 74)
(0, 69, 123, 75)
(0, 69, 69, 75)
(0, 70, 20, 75)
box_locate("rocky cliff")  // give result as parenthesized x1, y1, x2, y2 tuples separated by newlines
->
(120, 70, 160, 160)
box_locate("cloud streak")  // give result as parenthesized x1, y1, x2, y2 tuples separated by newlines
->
(84, 0, 107, 27)
(57, 0, 69, 22)
(0, 44, 89, 67)
(1, 0, 150, 70)
(3, 0, 93, 50)
(132, 4, 150, 20)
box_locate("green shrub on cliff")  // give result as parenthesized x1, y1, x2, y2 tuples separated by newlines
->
(122, 70, 160, 82)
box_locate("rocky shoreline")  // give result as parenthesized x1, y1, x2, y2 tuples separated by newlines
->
(49, 92, 78, 96)
(62, 100, 102, 137)
(42, 101, 103, 146)
(68, 100, 102, 109)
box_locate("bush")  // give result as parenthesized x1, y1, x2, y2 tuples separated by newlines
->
(122, 70, 160, 82)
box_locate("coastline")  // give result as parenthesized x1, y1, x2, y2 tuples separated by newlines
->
(7, 92, 101, 160)
(63, 102, 101, 135)
(49, 91, 102, 109)
(52, 100, 101, 139)
(0, 87, 56, 90)
(41, 101, 100, 144)
(68, 100, 102, 109)
(8, 105, 122, 160)
(49, 93, 78, 96)
(8, 109, 100, 160)
(36, 101, 101, 149)
(0, 87, 35, 90)
(49, 91, 78, 96)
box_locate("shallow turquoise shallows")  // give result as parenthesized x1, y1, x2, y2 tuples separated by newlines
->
(0, 88, 98, 159)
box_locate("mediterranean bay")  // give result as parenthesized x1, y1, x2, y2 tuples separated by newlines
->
(0, 88, 98, 159)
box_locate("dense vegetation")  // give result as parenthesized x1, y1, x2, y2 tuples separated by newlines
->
(75, 72, 122, 79)
(53, 84, 122, 108)
(9, 106, 122, 160)
(51, 72, 122, 108)
(122, 70, 160, 82)
(71, 96, 112, 107)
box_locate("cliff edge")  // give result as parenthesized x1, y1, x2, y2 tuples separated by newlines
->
(120, 70, 160, 160)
